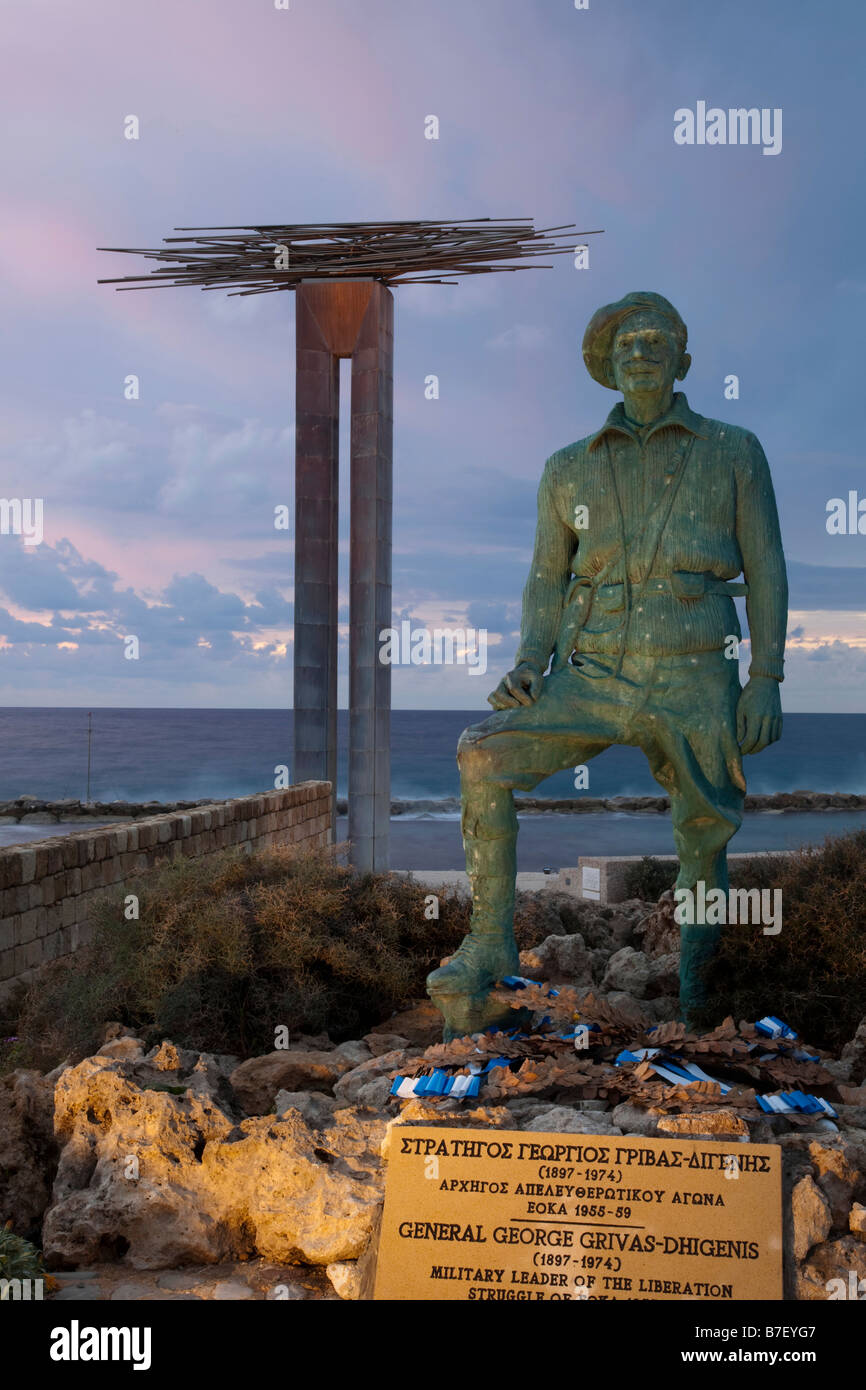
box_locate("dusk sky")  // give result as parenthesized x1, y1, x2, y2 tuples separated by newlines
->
(2, 0, 864, 710)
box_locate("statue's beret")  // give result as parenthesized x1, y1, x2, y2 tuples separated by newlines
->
(582, 291, 688, 388)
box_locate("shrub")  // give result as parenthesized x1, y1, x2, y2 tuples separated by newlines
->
(11, 845, 552, 1070)
(0, 1224, 45, 1286)
(693, 830, 866, 1051)
(623, 856, 677, 901)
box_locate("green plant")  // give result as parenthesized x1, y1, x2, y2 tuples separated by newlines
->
(623, 856, 676, 901)
(0, 1224, 44, 1287)
(693, 830, 866, 1051)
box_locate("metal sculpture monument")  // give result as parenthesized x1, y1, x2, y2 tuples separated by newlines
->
(99, 219, 594, 871)
(427, 291, 787, 1037)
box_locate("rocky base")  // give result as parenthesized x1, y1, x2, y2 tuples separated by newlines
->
(2, 894, 864, 1302)
(377, 791, 866, 817)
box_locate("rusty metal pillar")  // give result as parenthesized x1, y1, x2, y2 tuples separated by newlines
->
(293, 285, 340, 833)
(292, 279, 393, 870)
(350, 282, 393, 873)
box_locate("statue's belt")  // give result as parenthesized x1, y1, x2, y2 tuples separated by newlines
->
(565, 571, 749, 614)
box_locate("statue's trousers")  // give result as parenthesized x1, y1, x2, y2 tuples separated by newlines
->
(457, 650, 745, 1016)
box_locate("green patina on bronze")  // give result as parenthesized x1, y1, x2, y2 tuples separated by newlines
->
(427, 291, 787, 1039)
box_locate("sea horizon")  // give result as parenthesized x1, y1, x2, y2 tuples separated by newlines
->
(1, 708, 864, 808)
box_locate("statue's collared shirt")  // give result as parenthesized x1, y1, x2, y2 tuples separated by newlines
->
(515, 392, 787, 680)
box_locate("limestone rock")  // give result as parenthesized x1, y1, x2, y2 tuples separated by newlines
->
(643, 996, 680, 1023)
(275, 1090, 338, 1128)
(101, 1023, 139, 1043)
(382, 1101, 512, 1156)
(519, 932, 593, 986)
(817, 1172, 855, 1230)
(850, 1202, 866, 1239)
(41, 1050, 385, 1271)
(841, 1016, 866, 1086)
(504, 1097, 560, 1121)
(521, 1106, 622, 1135)
(646, 952, 680, 998)
(367, 1000, 442, 1048)
(332, 1050, 413, 1108)
(229, 1049, 353, 1115)
(333, 1040, 372, 1067)
(364, 1033, 410, 1058)
(589, 947, 611, 983)
(0, 1068, 57, 1236)
(352, 1077, 394, 1111)
(327, 1260, 363, 1300)
(601, 947, 651, 999)
(821, 1059, 853, 1085)
(657, 1110, 748, 1140)
(797, 1235, 866, 1300)
(612, 1103, 660, 1137)
(149, 1042, 183, 1072)
(97, 1038, 145, 1062)
(635, 891, 680, 957)
(790, 1175, 833, 1261)
(602, 991, 650, 1027)
(212, 1280, 255, 1300)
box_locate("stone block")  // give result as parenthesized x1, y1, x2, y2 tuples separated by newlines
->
(42, 904, 62, 937)
(0, 887, 21, 917)
(81, 862, 103, 892)
(43, 931, 63, 961)
(137, 823, 157, 850)
(19, 908, 41, 944)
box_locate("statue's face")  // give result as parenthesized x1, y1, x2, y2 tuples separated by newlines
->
(609, 309, 684, 395)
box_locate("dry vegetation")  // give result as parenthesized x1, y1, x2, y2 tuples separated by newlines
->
(3, 845, 550, 1071)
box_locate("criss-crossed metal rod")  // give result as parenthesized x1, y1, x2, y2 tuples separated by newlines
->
(97, 218, 600, 293)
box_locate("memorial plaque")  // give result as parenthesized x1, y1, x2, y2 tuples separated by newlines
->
(373, 1127, 782, 1301)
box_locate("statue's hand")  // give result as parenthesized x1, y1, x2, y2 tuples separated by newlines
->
(487, 662, 543, 710)
(737, 676, 783, 755)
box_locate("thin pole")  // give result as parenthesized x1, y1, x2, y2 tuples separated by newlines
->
(86, 712, 92, 804)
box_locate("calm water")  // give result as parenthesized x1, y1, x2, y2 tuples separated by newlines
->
(0, 709, 862, 804)
(1, 709, 863, 866)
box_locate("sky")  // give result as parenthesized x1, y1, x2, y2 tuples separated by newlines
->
(1, 0, 864, 711)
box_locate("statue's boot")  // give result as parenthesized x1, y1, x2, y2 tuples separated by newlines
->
(679, 922, 722, 1030)
(427, 874, 522, 1041)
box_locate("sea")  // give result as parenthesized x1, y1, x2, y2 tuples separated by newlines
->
(1, 708, 864, 869)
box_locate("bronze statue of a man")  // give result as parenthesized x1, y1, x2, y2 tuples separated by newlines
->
(428, 291, 787, 1038)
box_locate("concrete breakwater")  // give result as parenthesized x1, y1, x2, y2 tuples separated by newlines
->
(372, 791, 866, 817)
(0, 796, 229, 825)
(2, 789, 864, 826)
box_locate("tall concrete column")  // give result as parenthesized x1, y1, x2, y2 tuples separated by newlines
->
(350, 283, 393, 873)
(292, 279, 393, 869)
(293, 286, 340, 833)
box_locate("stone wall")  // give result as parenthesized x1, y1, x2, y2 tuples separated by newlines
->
(0, 783, 331, 1002)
